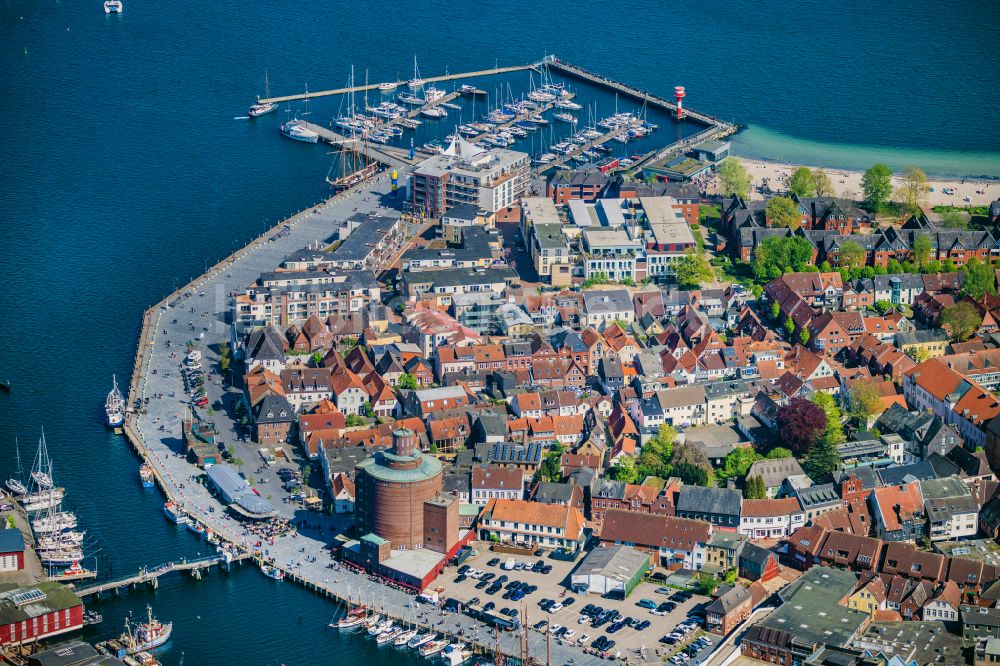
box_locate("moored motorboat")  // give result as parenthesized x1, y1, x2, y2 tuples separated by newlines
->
(375, 625, 401, 645)
(440, 643, 472, 665)
(408, 632, 436, 649)
(368, 618, 392, 636)
(393, 628, 418, 646)
(280, 120, 319, 144)
(419, 638, 449, 657)
(378, 81, 399, 91)
(419, 106, 447, 119)
(260, 564, 285, 581)
(188, 521, 206, 538)
(104, 0, 122, 13)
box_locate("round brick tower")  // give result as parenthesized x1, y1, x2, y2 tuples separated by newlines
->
(354, 428, 443, 549)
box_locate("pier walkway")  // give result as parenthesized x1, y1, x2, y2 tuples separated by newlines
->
(292, 121, 417, 166)
(262, 64, 538, 104)
(546, 57, 735, 131)
(73, 554, 250, 598)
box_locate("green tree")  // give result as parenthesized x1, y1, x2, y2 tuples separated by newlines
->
(798, 327, 811, 346)
(897, 166, 929, 215)
(803, 437, 841, 481)
(962, 257, 997, 300)
(837, 240, 866, 269)
(609, 454, 640, 484)
(940, 301, 983, 342)
(912, 234, 934, 268)
(849, 382, 883, 426)
(766, 447, 793, 459)
(766, 196, 802, 230)
(695, 574, 719, 596)
(789, 167, 816, 198)
(940, 211, 968, 229)
(907, 346, 931, 363)
(637, 424, 677, 479)
(718, 158, 752, 199)
(811, 392, 845, 446)
(676, 249, 716, 288)
(719, 447, 761, 483)
(311, 351, 324, 366)
(862, 163, 893, 210)
(770, 301, 781, 321)
(581, 272, 610, 290)
(753, 236, 815, 281)
(783, 316, 795, 337)
(814, 171, 834, 197)
(345, 414, 366, 427)
(398, 373, 418, 390)
(744, 475, 767, 499)
(673, 462, 712, 487)
(219, 342, 232, 373)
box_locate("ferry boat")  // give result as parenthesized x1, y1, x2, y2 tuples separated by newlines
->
(123, 607, 172, 654)
(419, 638, 449, 657)
(248, 72, 277, 117)
(105, 375, 126, 427)
(280, 120, 319, 144)
(553, 112, 577, 124)
(104, 0, 122, 13)
(5, 479, 27, 495)
(163, 501, 188, 525)
(139, 463, 154, 488)
(260, 564, 285, 581)
(408, 632, 436, 649)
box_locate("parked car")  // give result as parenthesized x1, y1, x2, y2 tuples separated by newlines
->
(655, 587, 673, 595)
(578, 633, 591, 645)
(637, 598, 657, 609)
(548, 603, 564, 613)
(549, 624, 563, 635)
(488, 558, 501, 567)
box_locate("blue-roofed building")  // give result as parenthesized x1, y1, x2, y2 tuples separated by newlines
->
(206, 464, 278, 519)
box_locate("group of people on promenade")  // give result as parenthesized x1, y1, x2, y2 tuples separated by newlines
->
(243, 516, 293, 545)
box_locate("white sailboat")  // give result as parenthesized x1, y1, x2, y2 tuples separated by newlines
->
(105, 374, 125, 427)
(249, 71, 278, 118)
(407, 55, 424, 88)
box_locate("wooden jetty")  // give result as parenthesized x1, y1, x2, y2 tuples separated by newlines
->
(261, 63, 538, 104)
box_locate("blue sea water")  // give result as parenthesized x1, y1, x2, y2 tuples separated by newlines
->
(0, 1, 998, 663)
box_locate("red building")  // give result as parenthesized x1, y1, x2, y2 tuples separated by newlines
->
(0, 583, 84, 646)
(0, 531, 25, 573)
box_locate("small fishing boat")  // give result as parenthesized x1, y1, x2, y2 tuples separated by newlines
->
(139, 463, 155, 488)
(260, 564, 285, 580)
(104, 0, 122, 13)
(105, 375, 126, 428)
(5, 479, 27, 495)
(119, 607, 172, 654)
(163, 501, 188, 525)
(188, 522, 206, 538)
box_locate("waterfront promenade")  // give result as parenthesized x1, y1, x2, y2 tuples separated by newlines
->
(120, 170, 603, 664)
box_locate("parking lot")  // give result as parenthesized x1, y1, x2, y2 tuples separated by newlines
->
(437, 547, 716, 663)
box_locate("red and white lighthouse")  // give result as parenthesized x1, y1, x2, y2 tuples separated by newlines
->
(674, 86, 686, 119)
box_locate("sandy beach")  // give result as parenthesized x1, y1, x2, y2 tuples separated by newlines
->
(730, 157, 999, 208)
